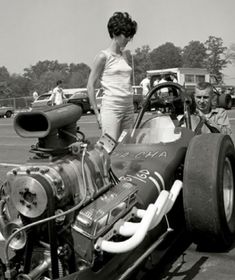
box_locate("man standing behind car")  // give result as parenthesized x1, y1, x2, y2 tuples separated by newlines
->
(194, 82, 232, 135)
(140, 74, 150, 97)
(51, 80, 66, 105)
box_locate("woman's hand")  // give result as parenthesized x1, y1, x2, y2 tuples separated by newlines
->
(96, 113, 102, 129)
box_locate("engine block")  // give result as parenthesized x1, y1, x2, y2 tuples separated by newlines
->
(72, 180, 138, 264)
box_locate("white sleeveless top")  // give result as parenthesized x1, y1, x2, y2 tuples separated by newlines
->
(100, 50, 133, 108)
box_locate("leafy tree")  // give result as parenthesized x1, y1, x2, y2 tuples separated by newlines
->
(8, 74, 30, 97)
(125, 46, 152, 85)
(182, 41, 207, 68)
(204, 36, 230, 83)
(150, 42, 182, 70)
(0, 66, 12, 98)
(1, 36, 233, 100)
(132, 45, 152, 84)
(23, 60, 68, 80)
(0, 66, 10, 81)
(23, 60, 90, 94)
(35, 71, 62, 93)
(67, 63, 90, 88)
(0, 82, 12, 98)
(23, 60, 68, 94)
(227, 43, 235, 64)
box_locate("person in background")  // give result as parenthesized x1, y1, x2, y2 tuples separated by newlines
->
(51, 80, 66, 106)
(194, 82, 232, 135)
(87, 12, 137, 141)
(33, 91, 38, 101)
(153, 76, 161, 87)
(158, 74, 170, 99)
(170, 74, 178, 83)
(140, 74, 150, 97)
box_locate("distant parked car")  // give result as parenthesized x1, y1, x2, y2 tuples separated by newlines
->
(0, 106, 14, 118)
(67, 88, 93, 114)
(214, 85, 234, 109)
(31, 90, 79, 110)
(31, 92, 54, 109)
(96, 87, 143, 112)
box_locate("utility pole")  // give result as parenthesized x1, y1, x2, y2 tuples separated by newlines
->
(131, 54, 135, 86)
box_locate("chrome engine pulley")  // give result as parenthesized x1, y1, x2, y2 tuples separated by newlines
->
(11, 176, 48, 218)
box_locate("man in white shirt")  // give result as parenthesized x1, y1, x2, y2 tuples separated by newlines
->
(51, 80, 66, 105)
(33, 91, 39, 101)
(153, 76, 161, 87)
(158, 75, 169, 99)
(140, 74, 150, 97)
(193, 82, 232, 135)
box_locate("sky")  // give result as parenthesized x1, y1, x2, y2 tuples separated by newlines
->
(0, 0, 235, 84)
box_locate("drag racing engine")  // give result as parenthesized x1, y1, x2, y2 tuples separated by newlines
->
(0, 104, 139, 279)
(0, 103, 183, 280)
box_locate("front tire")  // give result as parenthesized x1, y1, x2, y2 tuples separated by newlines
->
(183, 133, 235, 250)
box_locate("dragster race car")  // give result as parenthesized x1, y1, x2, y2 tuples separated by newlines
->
(0, 82, 235, 280)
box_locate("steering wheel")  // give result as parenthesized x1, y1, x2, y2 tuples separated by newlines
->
(134, 82, 190, 129)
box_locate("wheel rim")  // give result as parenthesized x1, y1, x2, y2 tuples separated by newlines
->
(223, 157, 234, 222)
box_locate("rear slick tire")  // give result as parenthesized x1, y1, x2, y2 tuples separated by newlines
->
(183, 133, 235, 251)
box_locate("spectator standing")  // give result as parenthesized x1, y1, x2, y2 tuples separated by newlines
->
(170, 74, 178, 83)
(33, 91, 38, 101)
(153, 76, 161, 87)
(140, 74, 150, 97)
(87, 12, 138, 141)
(158, 75, 169, 99)
(194, 82, 232, 135)
(51, 80, 66, 106)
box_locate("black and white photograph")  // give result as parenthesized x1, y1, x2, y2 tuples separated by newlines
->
(0, 1, 235, 279)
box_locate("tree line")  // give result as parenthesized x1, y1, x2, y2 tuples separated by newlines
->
(0, 35, 234, 99)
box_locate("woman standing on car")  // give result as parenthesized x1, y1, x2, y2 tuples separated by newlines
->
(87, 12, 137, 141)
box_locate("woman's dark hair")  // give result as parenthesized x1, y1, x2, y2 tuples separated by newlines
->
(107, 12, 137, 39)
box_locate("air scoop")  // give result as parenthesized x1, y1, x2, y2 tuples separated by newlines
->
(14, 103, 82, 149)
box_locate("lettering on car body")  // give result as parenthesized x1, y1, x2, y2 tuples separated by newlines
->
(119, 169, 164, 193)
(112, 150, 167, 159)
(119, 169, 150, 183)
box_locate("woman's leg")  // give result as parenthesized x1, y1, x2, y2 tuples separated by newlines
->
(100, 106, 122, 141)
(120, 106, 134, 132)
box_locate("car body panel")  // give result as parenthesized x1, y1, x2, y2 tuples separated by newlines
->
(111, 122, 194, 206)
(31, 92, 54, 109)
